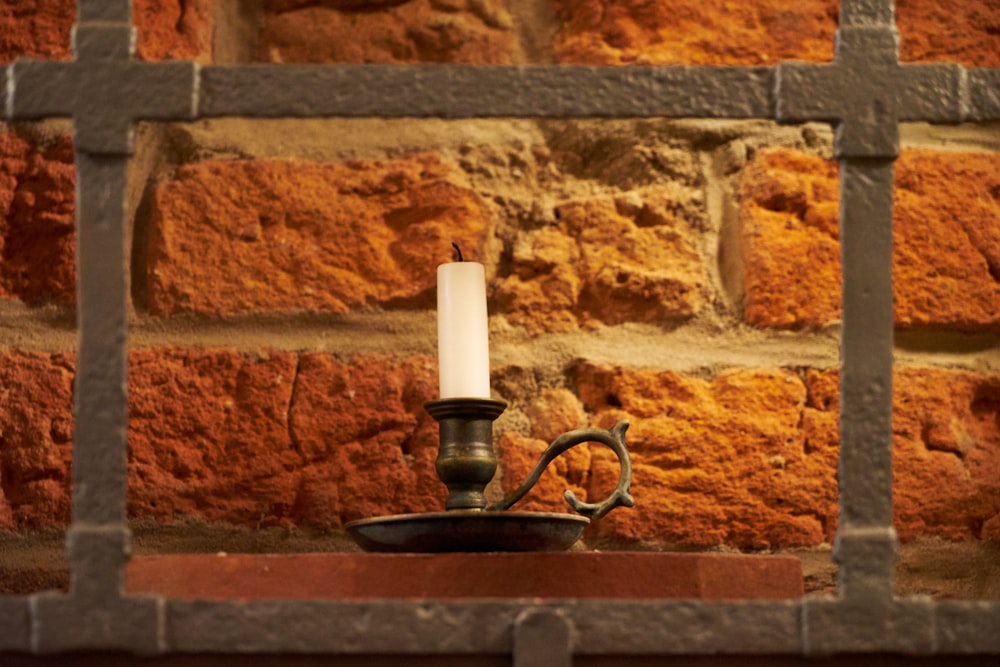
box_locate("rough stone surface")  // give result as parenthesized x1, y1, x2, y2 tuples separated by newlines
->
(551, 0, 999, 67)
(0, 132, 76, 308)
(0, 0, 74, 62)
(134, 0, 215, 62)
(0, 0, 214, 63)
(128, 349, 442, 527)
(740, 148, 1000, 331)
(258, 0, 519, 64)
(804, 368, 1000, 543)
(0, 349, 75, 529)
(128, 347, 303, 525)
(147, 152, 491, 316)
(2, 349, 999, 547)
(493, 192, 705, 332)
(897, 0, 1000, 68)
(285, 351, 441, 525)
(552, 0, 837, 65)
(499, 362, 1000, 548)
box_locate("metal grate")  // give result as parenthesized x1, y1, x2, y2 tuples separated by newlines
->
(1, 0, 999, 660)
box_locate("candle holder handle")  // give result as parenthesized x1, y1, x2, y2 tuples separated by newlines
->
(489, 421, 635, 520)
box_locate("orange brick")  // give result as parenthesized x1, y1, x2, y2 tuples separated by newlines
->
(0, 0, 74, 63)
(128, 349, 444, 527)
(897, 0, 1000, 67)
(0, 350, 75, 529)
(741, 148, 1000, 332)
(0, 0, 214, 63)
(134, 0, 215, 61)
(258, 0, 519, 64)
(0, 132, 76, 308)
(552, 0, 837, 65)
(493, 193, 704, 332)
(146, 152, 490, 316)
(2, 349, 998, 545)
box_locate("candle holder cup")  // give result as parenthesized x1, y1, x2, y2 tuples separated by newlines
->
(347, 397, 635, 552)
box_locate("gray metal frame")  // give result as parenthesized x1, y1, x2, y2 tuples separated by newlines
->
(1, 0, 998, 660)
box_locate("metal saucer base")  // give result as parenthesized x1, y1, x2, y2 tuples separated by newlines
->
(346, 511, 589, 553)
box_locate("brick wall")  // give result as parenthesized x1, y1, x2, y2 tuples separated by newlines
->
(1, 1, 999, 554)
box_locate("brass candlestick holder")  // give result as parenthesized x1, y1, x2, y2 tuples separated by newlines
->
(346, 397, 634, 552)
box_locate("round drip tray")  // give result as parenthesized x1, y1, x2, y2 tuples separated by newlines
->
(346, 511, 589, 553)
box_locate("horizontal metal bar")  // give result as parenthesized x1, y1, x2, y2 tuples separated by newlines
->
(165, 599, 801, 655)
(5, 596, 1000, 656)
(6, 61, 999, 123)
(968, 68, 1000, 121)
(0, 597, 30, 651)
(198, 65, 775, 119)
(158, 597, 1000, 655)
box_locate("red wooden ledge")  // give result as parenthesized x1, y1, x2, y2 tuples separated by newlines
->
(127, 552, 803, 600)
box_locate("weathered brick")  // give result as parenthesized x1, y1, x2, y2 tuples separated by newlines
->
(0, 132, 76, 308)
(258, 0, 518, 64)
(288, 352, 441, 524)
(134, 0, 215, 61)
(493, 192, 704, 332)
(897, 0, 1000, 67)
(128, 347, 302, 525)
(0, 0, 74, 62)
(741, 148, 1000, 331)
(0, 0, 213, 62)
(566, 363, 833, 549)
(804, 367, 1000, 541)
(146, 152, 490, 316)
(552, 0, 999, 67)
(128, 349, 444, 527)
(0, 350, 75, 529)
(3, 349, 999, 544)
(552, 0, 837, 65)
(498, 363, 1000, 549)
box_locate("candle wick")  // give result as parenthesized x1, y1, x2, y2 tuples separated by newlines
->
(451, 242, 464, 262)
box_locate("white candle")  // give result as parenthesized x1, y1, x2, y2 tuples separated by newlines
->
(437, 260, 491, 399)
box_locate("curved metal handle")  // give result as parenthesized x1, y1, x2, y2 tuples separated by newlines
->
(489, 421, 635, 519)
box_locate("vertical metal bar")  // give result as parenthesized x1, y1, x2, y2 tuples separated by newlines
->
(71, 160, 130, 523)
(513, 609, 573, 667)
(838, 0, 895, 27)
(835, 158, 897, 600)
(77, 0, 131, 23)
(65, 0, 134, 598)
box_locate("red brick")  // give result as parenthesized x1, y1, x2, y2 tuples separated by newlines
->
(552, 0, 837, 65)
(134, 0, 215, 61)
(146, 152, 490, 316)
(493, 193, 704, 332)
(287, 353, 442, 525)
(802, 368, 1000, 541)
(128, 347, 302, 525)
(0, 132, 76, 307)
(128, 349, 444, 527)
(567, 363, 832, 549)
(898, 0, 1000, 68)
(0, 0, 214, 63)
(258, 0, 518, 64)
(0, 0, 74, 63)
(128, 551, 803, 600)
(0, 350, 75, 529)
(740, 148, 1000, 332)
(552, 0, 999, 67)
(504, 363, 1000, 549)
(4, 349, 997, 546)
